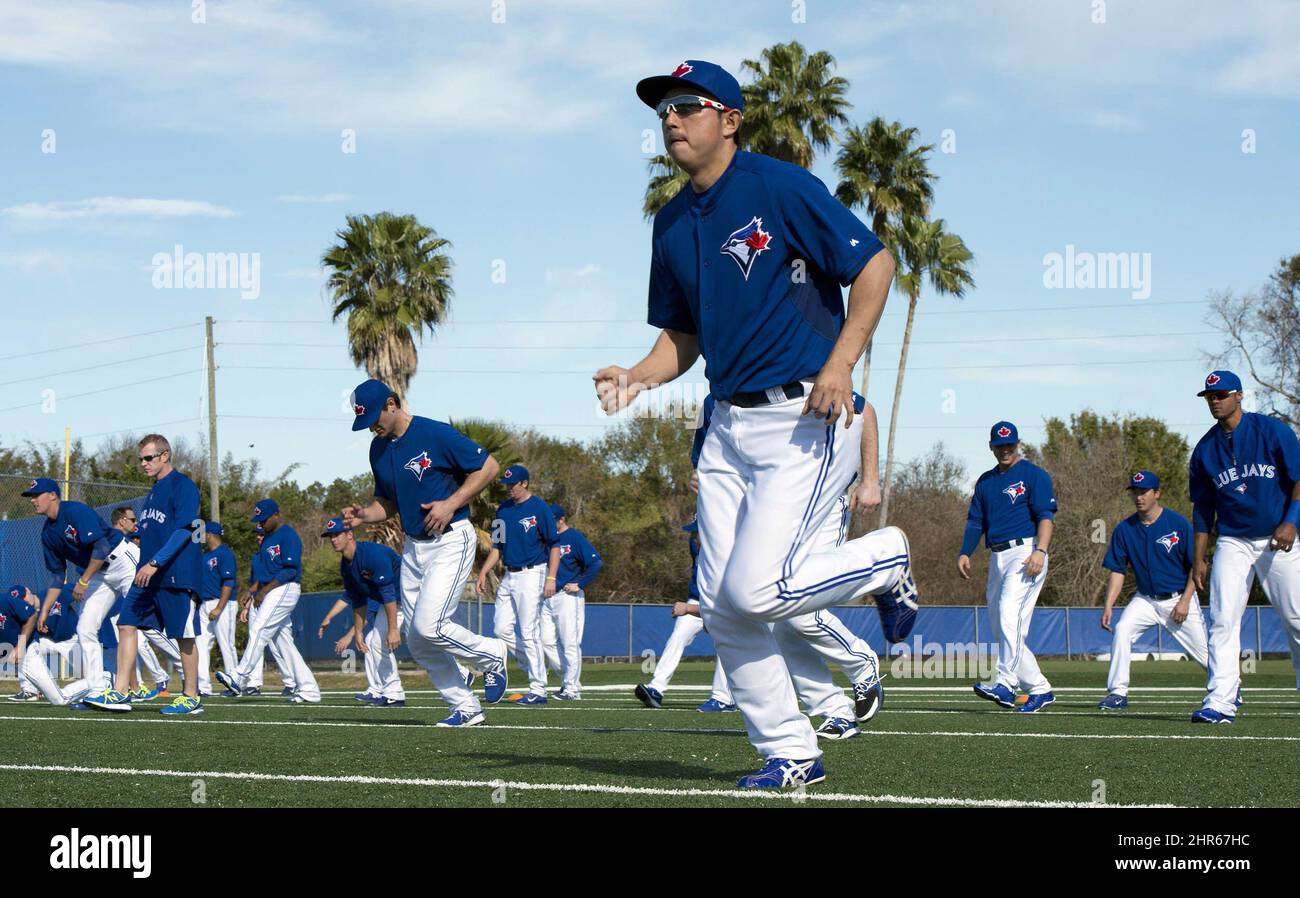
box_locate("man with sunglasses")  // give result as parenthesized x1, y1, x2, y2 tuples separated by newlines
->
(84, 435, 206, 716)
(595, 60, 899, 789)
(1188, 370, 1300, 723)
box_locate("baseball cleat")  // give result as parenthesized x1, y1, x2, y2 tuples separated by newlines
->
(83, 689, 133, 713)
(737, 757, 826, 789)
(160, 695, 205, 716)
(483, 668, 509, 705)
(1015, 691, 1056, 713)
(6, 691, 40, 702)
(1098, 693, 1128, 711)
(973, 682, 1018, 709)
(369, 697, 405, 707)
(242, 687, 262, 697)
(872, 527, 918, 643)
(551, 691, 580, 701)
(514, 693, 548, 705)
(214, 670, 241, 696)
(354, 692, 380, 704)
(436, 709, 485, 728)
(853, 676, 884, 722)
(281, 686, 296, 696)
(1190, 708, 1235, 724)
(815, 717, 860, 740)
(634, 684, 663, 709)
(697, 698, 738, 712)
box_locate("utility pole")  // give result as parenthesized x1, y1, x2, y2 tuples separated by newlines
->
(205, 316, 220, 522)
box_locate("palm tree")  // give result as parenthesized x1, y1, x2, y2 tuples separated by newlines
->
(834, 118, 937, 397)
(641, 42, 850, 217)
(739, 41, 851, 168)
(877, 217, 975, 526)
(322, 212, 454, 401)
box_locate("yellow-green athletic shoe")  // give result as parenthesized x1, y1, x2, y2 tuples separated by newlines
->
(160, 695, 205, 716)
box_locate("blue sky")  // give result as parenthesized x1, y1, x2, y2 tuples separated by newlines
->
(2, 0, 1298, 490)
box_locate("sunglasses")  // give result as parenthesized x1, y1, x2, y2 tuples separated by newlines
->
(1203, 392, 1234, 401)
(138, 452, 166, 462)
(655, 95, 729, 121)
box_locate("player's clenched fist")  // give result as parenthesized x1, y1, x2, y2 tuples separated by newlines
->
(593, 366, 644, 415)
(957, 554, 972, 580)
(340, 504, 367, 528)
(1271, 522, 1297, 552)
(849, 479, 881, 514)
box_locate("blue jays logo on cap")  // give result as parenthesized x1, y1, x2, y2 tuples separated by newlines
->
(251, 499, 279, 522)
(721, 217, 773, 281)
(671, 61, 693, 77)
(1197, 370, 1243, 396)
(989, 421, 1019, 446)
(1003, 481, 1026, 504)
(1128, 471, 1160, 490)
(501, 464, 529, 484)
(520, 515, 538, 532)
(1156, 531, 1180, 553)
(350, 378, 391, 431)
(636, 59, 744, 112)
(405, 451, 433, 481)
(321, 516, 352, 537)
(7, 587, 16, 598)
(21, 477, 60, 497)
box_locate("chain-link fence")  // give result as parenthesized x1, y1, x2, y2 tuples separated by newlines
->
(0, 474, 150, 590)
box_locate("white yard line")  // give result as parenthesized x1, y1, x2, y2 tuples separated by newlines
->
(0, 762, 1183, 808)
(310, 685, 1300, 695)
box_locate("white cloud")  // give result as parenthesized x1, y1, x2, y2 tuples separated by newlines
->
(276, 194, 353, 204)
(1, 197, 237, 222)
(1087, 110, 1147, 133)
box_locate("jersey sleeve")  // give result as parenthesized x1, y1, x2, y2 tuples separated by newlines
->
(959, 482, 985, 557)
(777, 167, 885, 286)
(1188, 449, 1216, 534)
(219, 548, 238, 587)
(647, 238, 696, 333)
(440, 424, 488, 475)
(1101, 527, 1128, 574)
(173, 478, 201, 533)
(1270, 417, 1300, 483)
(1179, 515, 1195, 573)
(69, 504, 107, 547)
(577, 535, 603, 589)
(538, 503, 558, 547)
(1028, 467, 1058, 522)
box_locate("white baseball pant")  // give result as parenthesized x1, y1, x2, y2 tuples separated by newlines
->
(246, 596, 298, 691)
(22, 637, 92, 706)
(696, 395, 904, 760)
(107, 611, 181, 688)
(363, 610, 406, 701)
(1107, 594, 1209, 696)
(196, 598, 237, 694)
(74, 543, 138, 688)
(402, 521, 506, 715)
(646, 609, 735, 705)
(986, 542, 1051, 696)
(493, 564, 548, 697)
(542, 588, 583, 695)
(232, 583, 319, 700)
(1203, 535, 1300, 714)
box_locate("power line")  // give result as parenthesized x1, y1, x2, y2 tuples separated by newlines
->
(0, 346, 203, 389)
(20, 417, 205, 448)
(4, 324, 201, 362)
(0, 369, 202, 414)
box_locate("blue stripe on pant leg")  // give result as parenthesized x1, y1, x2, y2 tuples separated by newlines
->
(782, 425, 836, 582)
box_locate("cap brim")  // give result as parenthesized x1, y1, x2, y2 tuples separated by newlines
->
(989, 439, 1018, 447)
(636, 75, 717, 108)
(351, 412, 380, 432)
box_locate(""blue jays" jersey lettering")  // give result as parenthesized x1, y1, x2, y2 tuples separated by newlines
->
(1189, 412, 1300, 537)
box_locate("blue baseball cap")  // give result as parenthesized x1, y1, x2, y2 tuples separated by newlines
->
(1197, 370, 1243, 396)
(255, 525, 265, 535)
(321, 516, 352, 537)
(350, 378, 392, 431)
(550, 504, 567, 520)
(989, 421, 1019, 446)
(206, 521, 224, 537)
(1128, 471, 1160, 491)
(636, 60, 744, 112)
(7, 585, 27, 601)
(500, 464, 529, 485)
(21, 477, 60, 497)
(250, 499, 279, 522)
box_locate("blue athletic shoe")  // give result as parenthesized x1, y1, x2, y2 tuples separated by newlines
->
(737, 757, 826, 789)
(551, 691, 580, 701)
(1098, 693, 1129, 711)
(355, 692, 380, 704)
(1016, 691, 1056, 713)
(214, 670, 241, 696)
(973, 682, 1017, 709)
(369, 697, 405, 708)
(242, 687, 262, 697)
(83, 689, 133, 713)
(1191, 708, 1235, 724)
(483, 668, 508, 705)
(435, 709, 485, 728)
(853, 676, 884, 722)
(815, 717, 860, 740)
(634, 684, 663, 709)
(872, 527, 918, 643)
(68, 702, 94, 711)
(697, 698, 738, 712)
(160, 695, 205, 716)
(281, 686, 295, 696)
(514, 693, 548, 705)
(6, 690, 40, 702)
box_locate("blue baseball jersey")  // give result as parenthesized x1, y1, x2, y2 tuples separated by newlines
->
(259, 525, 302, 586)
(554, 527, 602, 591)
(40, 500, 120, 584)
(249, 543, 269, 585)
(648, 150, 885, 400)
(1189, 412, 1300, 538)
(1102, 508, 1194, 596)
(0, 588, 35, 643)
(201, 544, 238, 600)
(137, 470, 203, 594)
(340, 540, 401, 610)
(959, 460, 1058, 556)
(0, 589, 78, 643)
(492, 496, 557, 568)
(687, 538, 701, 603)
(370, 416, 489, 537)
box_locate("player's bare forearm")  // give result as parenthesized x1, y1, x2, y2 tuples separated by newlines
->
(479, 548, 501, 579)
(861, 399, 879, 479)
(1035, 519, 1054, 553)
(1193, 531, 1211, 563)
(825, 250, 894, 373)
(39, 585, 62, 620)
(447, 456, 500, 511)
(347, 498, 396, 525)
(1103, 571, 1125, 610)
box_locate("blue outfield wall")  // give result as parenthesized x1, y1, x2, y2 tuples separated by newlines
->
(294, 593, 1294, 663)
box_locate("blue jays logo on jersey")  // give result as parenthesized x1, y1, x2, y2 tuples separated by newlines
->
(520, 515, 538, 532)
(0, 613, 6, 627)
(720, 217, 773, 281)
(404, 451, 433, 482)
(63, 524, 78, 542)
(50, 600, 62, 616)
(207, 556, 218, 570)
(1156, 531, 1180, 553)
(361, 568, 373, 580)
(558, 544, 572, 556)
(267, 544, 281, 560)
(1236, 483, 1248, 493)
(1003, 481, 1027, 504)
